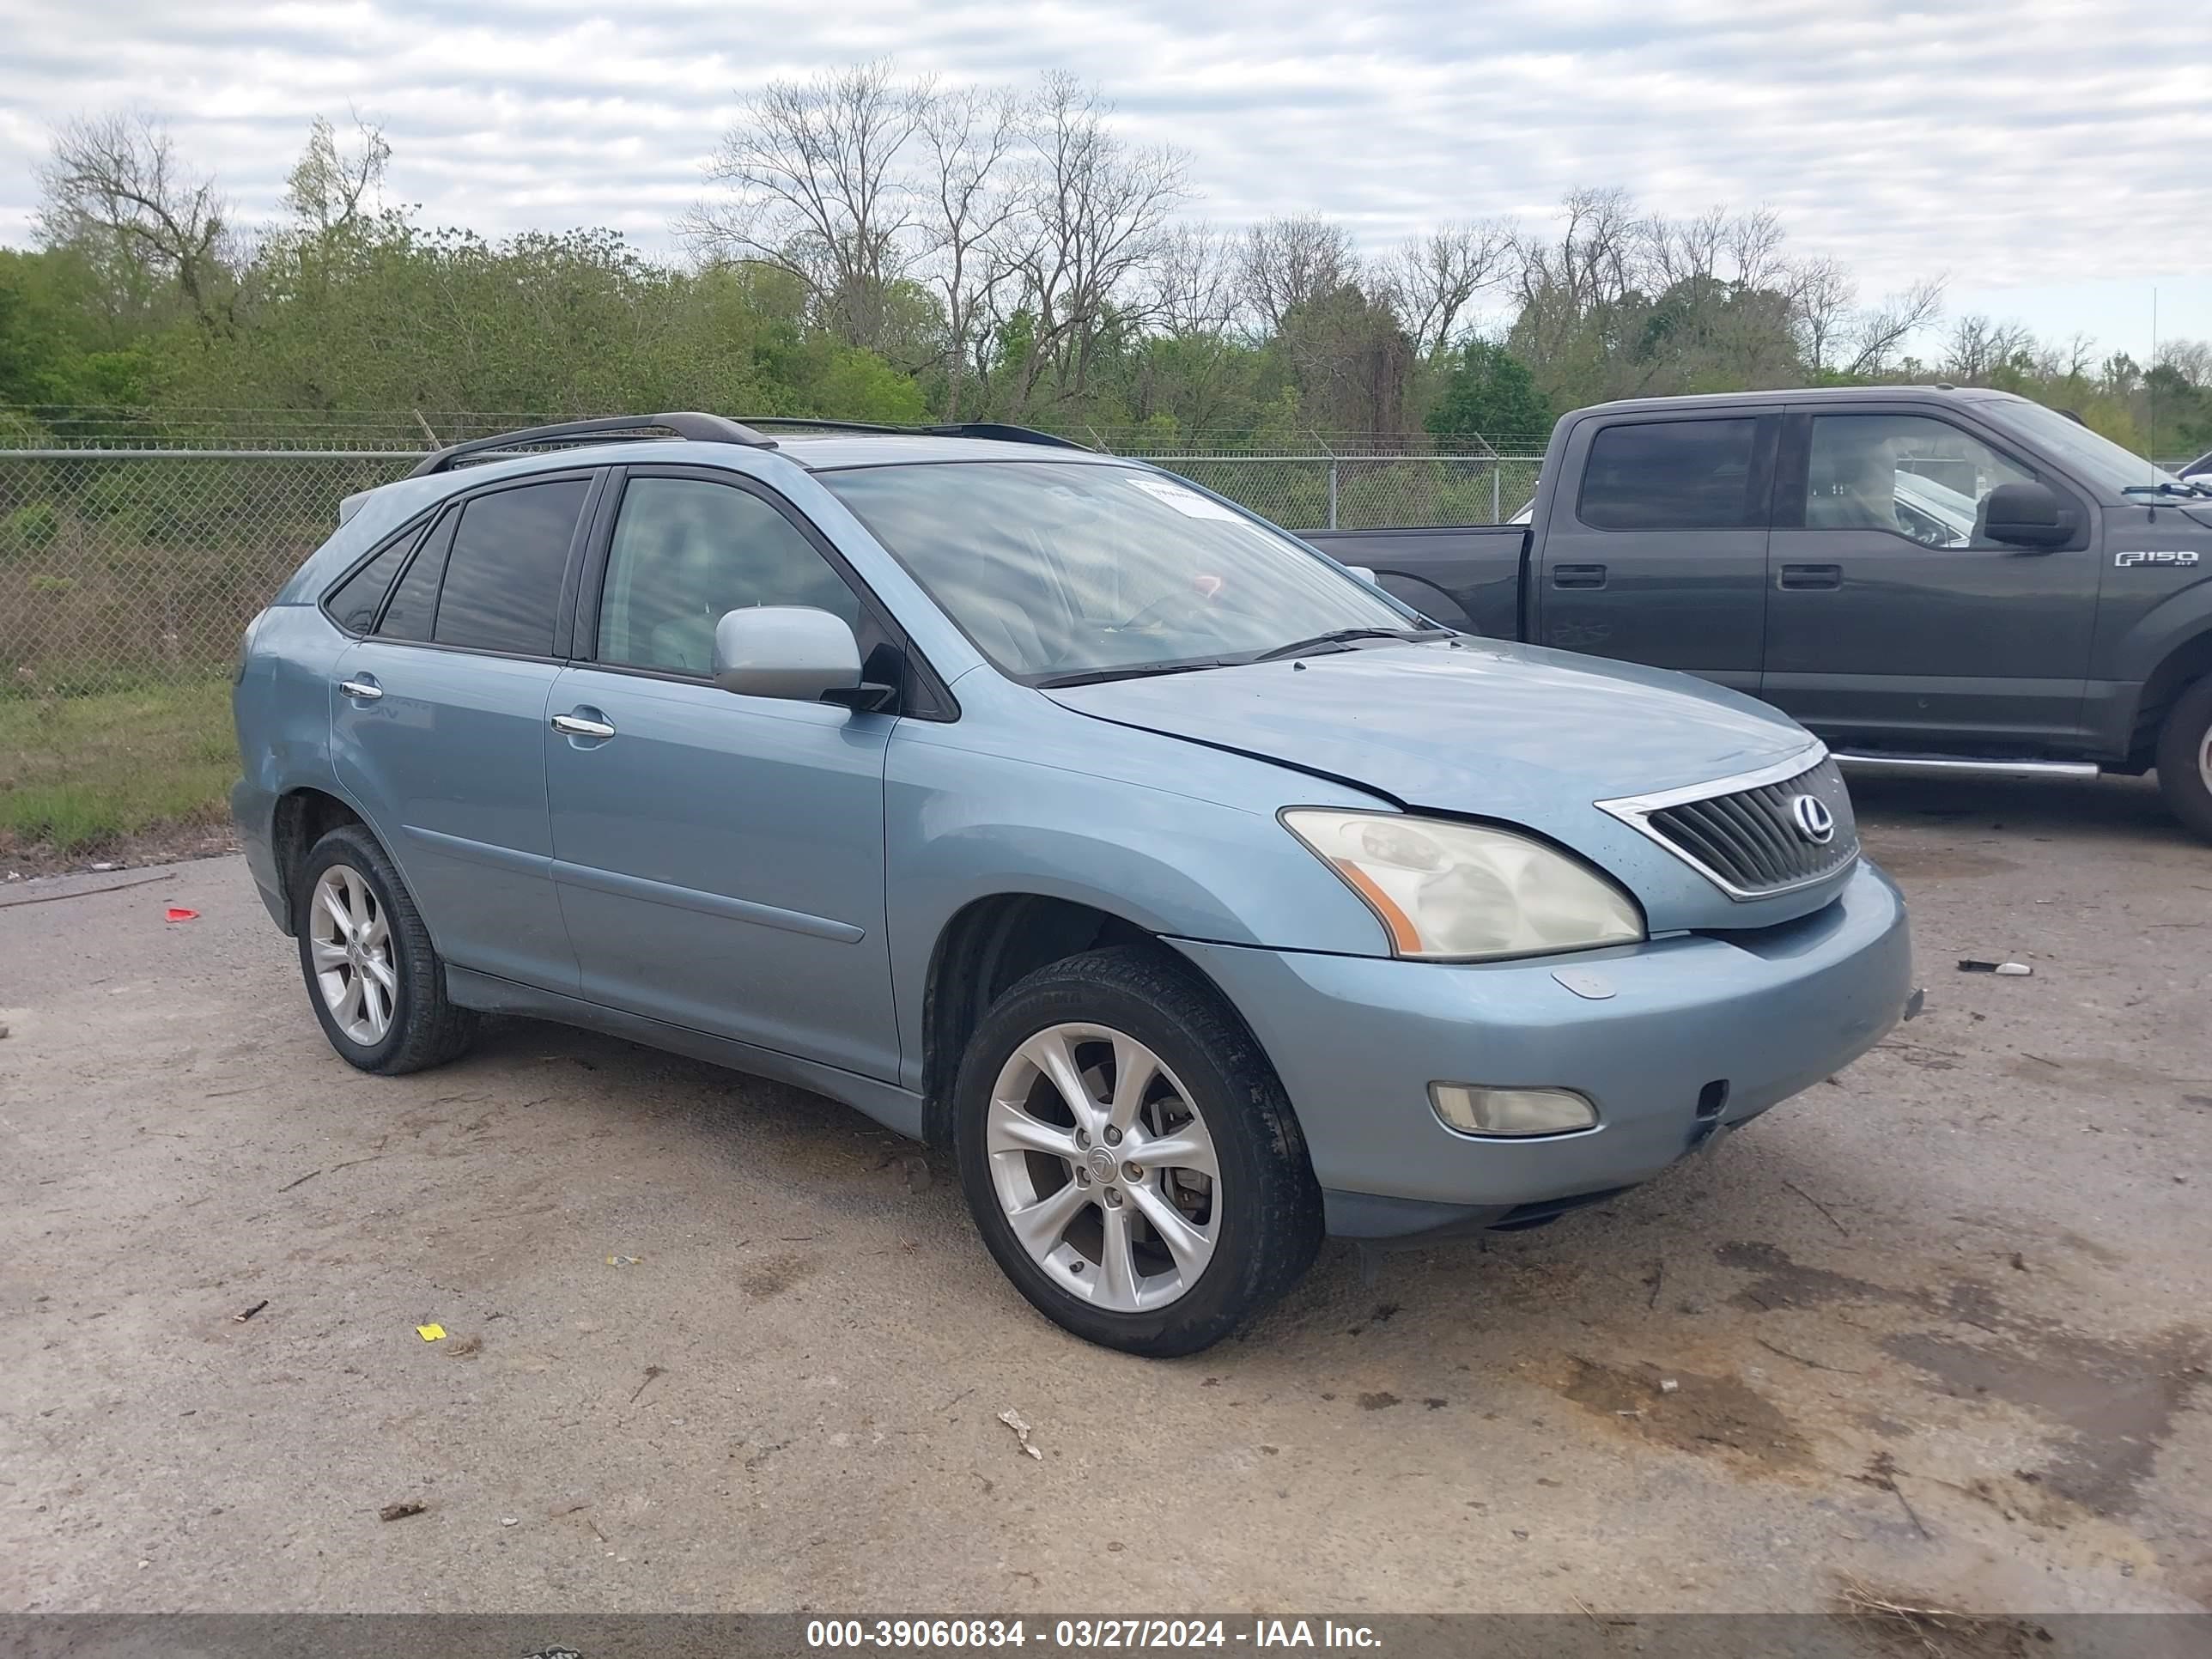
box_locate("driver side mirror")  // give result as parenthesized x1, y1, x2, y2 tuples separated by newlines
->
(1982, 481, 2071, 550)
(712, 606, 865, 703)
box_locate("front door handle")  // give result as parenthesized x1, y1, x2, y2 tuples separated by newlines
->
(1552, 563, 1607, 589)
(550, 711, 617, 740)
(338, 678, 384, 701)
(1778, 563, 1843, 590)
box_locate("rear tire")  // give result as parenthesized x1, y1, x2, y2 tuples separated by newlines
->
(952, 945, 1323, 1357)
(2154, 677, 2212, 843)
(294, 823, 477, 1074)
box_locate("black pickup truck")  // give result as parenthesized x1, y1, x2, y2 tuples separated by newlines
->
(1307, 386, 2212, 839)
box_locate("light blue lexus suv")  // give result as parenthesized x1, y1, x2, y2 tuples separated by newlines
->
(232, 413, 1915, 1355)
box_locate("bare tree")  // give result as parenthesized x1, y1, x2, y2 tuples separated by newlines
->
(1942, 313, 2036, 383)
(38, 111, 234, 330)
(1505, 187, 1644, 394)
(1238, 214, 1361, 335)
(1787, 255, 1856, 374)
(1134, 221, 1248, 434)
(916, 83, 1020, 417)
(1522, 187, 1641, 313)
(283, 112, 391, 236)
(1844, 277, 1945, 376)
(685, 60, 927, 351)
(1381, 220, 1513, 356)
(1151, 221, 1241, 340)
(1724, 208, 1791, 294)
(998, 73, 1191, 416)
(2154, 337, 2212, 388)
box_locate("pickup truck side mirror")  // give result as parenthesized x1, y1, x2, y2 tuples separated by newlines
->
(1981, 481, 2071, 550)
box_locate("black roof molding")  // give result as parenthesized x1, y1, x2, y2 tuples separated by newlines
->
(740, 417, 1091, 451)
(406, 412, 779, 478)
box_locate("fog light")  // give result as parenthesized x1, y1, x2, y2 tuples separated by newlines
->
(1429, 1083, 1597, 1138)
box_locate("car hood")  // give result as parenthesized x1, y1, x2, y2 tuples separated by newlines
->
(1046, 638, 1837, 930)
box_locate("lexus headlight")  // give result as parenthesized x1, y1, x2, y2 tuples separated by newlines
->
(1282, 809, 1644, 961)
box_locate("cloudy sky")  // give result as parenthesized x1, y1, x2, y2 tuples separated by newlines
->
(2, 0, 2205, 357)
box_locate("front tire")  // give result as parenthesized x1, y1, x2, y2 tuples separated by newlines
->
(294, 823, 477, 1074)
(2155, 677, 2212, 843)
(952, 946, 1323, 1357)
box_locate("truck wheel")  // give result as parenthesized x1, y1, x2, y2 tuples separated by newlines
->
(2154, 678, 2212, 843)
(294, 823, 478, 1074)
(952, 946, 1323, 1357)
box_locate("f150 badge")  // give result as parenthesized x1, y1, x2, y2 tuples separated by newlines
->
(2114, 550, 2200, 567)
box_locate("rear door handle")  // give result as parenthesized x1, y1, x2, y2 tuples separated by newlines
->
(338, 678, 383, 701)
(1551, 563, 1607, 589)
(550, 711, 617, 740)
(1778, 563, 1842, 590)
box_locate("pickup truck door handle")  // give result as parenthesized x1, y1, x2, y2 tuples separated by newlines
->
(337, 677, 383, 701)
(550, 710, 617, 740)
(1778, 563, 1843, 591)
(1551, 563, 1607, 589)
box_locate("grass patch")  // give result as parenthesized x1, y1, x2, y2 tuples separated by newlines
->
(0, 680, 237, 854)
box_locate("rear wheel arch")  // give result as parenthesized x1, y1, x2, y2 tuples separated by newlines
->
(270, 787, 368, 934)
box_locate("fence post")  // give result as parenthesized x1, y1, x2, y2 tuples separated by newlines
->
(1310, 434, 1340, 531)
(1492, 462, 1501, 524)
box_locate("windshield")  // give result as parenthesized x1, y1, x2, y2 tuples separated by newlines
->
(1990, 398, 2183, 494)
(821, 461, 1425, 682)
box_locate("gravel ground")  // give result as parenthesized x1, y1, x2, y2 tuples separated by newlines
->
(2, 771, 2207, 1616)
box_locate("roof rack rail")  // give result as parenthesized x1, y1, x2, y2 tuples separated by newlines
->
(739, 417, 1091, 452)
(406, 411, 778, 479)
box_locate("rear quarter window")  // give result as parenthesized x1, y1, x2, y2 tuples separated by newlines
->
(322, 525, 423, 634)
(1578, 418, 1761, 531)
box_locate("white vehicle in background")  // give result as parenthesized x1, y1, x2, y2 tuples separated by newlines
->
(1891, 470, 1979, 546)
(2183, 451, 2212, 483)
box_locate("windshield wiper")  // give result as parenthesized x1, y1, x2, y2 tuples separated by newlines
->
(1250, 627, 1449, 662)
(2121, 480, 2212, 500)
(1033, 659, 1236, 689)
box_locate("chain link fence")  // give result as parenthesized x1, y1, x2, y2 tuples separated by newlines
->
(0, 435, 1541, 698)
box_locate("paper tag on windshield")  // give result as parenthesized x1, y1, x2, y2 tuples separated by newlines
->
(1127, 476, 1246, 521)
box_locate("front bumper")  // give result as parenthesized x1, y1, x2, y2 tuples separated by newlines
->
(1170, 860, 1912, 1237)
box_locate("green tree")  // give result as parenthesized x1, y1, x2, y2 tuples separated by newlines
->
(1425, 340, 1552, 448)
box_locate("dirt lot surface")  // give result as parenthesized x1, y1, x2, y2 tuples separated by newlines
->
(3, 773, 2208, 1616)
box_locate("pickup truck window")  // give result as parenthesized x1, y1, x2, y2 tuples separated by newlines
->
(1578, 419, 1760, 531)
(1806, 414, 2033, 549)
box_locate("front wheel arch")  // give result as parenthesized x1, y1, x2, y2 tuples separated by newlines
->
(2154, 676, 2212, 842)
(921, 894, 1201, 1148)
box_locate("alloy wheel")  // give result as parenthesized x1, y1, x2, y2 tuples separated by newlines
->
(308, 863, 396, 1045)
(985, 1022, 1221, 1312)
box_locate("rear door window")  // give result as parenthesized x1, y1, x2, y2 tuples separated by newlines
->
(430, 480, 591, 655)
(1578, 419, 1762, 530)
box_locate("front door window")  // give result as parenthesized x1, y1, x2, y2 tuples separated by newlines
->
(1804, 414, 2036, 549)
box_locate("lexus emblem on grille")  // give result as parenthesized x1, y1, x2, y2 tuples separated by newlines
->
(1790, 793, 1836, 845)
